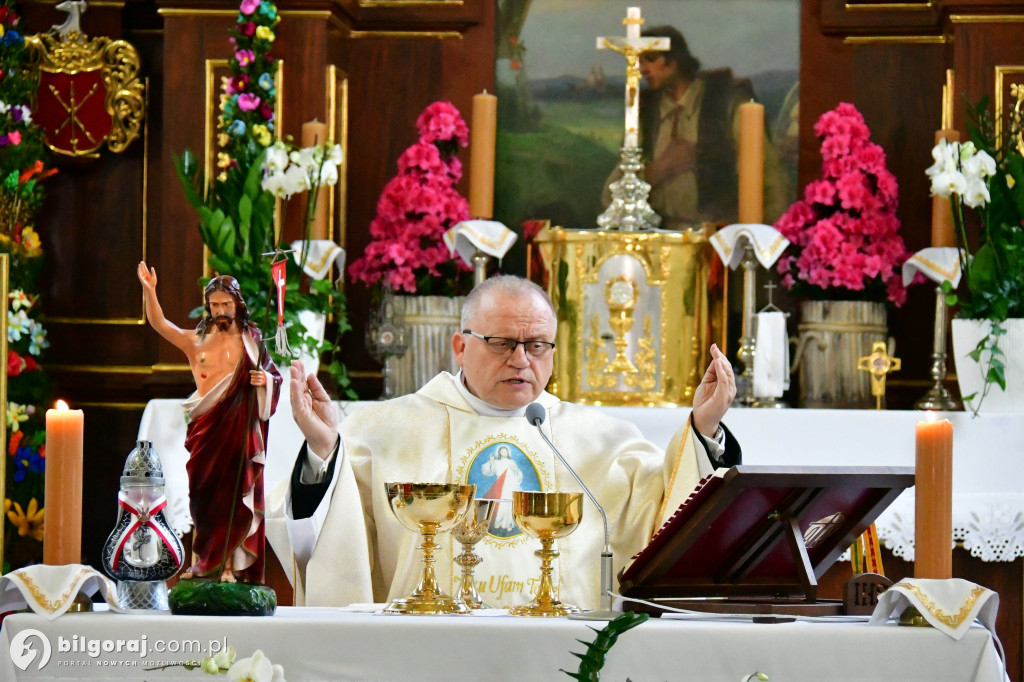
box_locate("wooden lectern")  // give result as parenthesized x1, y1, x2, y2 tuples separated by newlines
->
(619, 466, 915, 616)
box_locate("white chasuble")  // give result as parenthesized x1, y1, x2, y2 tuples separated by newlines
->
(272, 372, 710, 611)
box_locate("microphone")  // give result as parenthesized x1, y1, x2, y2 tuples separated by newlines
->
(525, 403, 617, 620)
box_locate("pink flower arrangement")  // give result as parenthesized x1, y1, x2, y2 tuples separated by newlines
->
(349, 101, 473, 295)
(774, 103, 913, 306)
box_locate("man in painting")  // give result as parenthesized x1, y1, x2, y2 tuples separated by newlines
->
(268, 275, 741, 610)
(137, 262, 281, 583)
(606, 25, 789, 227)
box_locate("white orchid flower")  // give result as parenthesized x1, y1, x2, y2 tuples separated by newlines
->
(226, 649, 278, 682)
(200, 657, 220, 674)
(271, 663, 286, 682)
(283, 164, 311, 194)
(261, 172, 292, 198)
(962, 175, 991, 208)
(326, 143, 343, 164)
(958, 140, 978, 160)
(929, 169, 967, 199)
(263, 143, 290, 174)
(963, 149, 996, 179)
(316, 161, 339, 187)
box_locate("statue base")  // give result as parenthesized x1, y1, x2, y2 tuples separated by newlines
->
(168, 578, 276, 616)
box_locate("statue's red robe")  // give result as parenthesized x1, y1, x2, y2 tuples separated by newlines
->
(185, 327, 281, 583)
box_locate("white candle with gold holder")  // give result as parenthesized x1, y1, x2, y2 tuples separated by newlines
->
(709, 224, 790, 406)
(857, 341, 902, 410)
(595, 8, 670, 232)
(451, 498, 499, 609)
(508, 491, 583, 617)
(902, 247, 963, 411)
(382, 483, 475, 615)
(529, 223, 726, 406)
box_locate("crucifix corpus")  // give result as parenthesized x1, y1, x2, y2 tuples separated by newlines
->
(595, 8, 670, 231)
(596, 7, 670, 149)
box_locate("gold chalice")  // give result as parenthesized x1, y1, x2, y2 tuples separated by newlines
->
(452, 498, 500, 609)
(508, 491, 584, 617)
(383, 482, 476, 615)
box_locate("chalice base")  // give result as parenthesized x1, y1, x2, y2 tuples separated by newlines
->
(508, 598, 581, 617)
(383, 592, 471, 615)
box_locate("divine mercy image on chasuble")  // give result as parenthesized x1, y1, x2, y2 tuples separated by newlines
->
(459, 436, 548, 542)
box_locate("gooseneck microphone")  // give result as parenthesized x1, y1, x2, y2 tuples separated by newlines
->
(525, 403, 617, 620)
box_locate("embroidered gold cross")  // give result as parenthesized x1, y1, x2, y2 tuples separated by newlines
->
(857, 341, 901, 410)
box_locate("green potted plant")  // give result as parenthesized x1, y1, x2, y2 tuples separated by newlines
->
(927, 89, 1024, 414)
(173, 0, 352, 396)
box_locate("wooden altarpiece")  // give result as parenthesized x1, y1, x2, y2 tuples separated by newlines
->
(618, 465, 915, 616)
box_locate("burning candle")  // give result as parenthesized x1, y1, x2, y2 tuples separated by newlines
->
(469, 91, 498, 219)
(914, 418, 953, 579)
(301, 119, 330, 240)
(737, 101, 765, 224)
(44, 400, 84, 565)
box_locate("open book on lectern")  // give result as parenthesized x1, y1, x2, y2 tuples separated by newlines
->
(618, 465, 915, 608)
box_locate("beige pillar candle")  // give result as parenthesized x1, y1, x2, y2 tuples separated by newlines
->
(931, 129, 960, 248)
(44, 399, 84, 565)
(914, 418, 953, 579)
(301, 119, 330, 240)
(737, 101, 765, 224)
(469, 91, 498, 219)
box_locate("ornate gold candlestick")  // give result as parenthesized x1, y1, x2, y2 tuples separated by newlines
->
(383, 482, 475, 615)
(508, 491, 583, 617)
(452, 498, 498, 609)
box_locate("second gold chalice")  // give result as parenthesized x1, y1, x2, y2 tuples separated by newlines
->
(452, 498, 500, 609)
(508, 490, 584, 617)
(383, 482, 476, 615)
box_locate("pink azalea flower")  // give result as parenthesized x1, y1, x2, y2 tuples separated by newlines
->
(237, 93, 261, 111)
(774, 102, 912, 306)
(240, 0, 261, 15)
(7, 130, 21, 145)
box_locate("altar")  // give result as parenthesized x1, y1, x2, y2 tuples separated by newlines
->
(138, 396, 1024, 566)
(0, 605, 1008, 681)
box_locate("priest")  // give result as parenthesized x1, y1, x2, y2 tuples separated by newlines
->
(267, 276, 740, 609)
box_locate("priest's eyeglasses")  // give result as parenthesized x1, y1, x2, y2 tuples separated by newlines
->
(462, 330, 556, 358)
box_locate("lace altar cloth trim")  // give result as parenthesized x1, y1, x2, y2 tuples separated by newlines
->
(870, 492, 1024, 563)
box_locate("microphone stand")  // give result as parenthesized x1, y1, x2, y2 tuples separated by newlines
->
(529, 414, 618, 621)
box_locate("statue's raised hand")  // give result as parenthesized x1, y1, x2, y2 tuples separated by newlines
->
(137, 261, 157, 291)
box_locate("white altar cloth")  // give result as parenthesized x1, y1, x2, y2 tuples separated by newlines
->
(138, 394, 1024, 563)
(0, 606, 1008, 681)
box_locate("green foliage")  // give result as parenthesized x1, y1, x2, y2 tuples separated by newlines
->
(1, 0, 55, 572)
(561, 611, 649, 682)
(943, 96, 1024, 414)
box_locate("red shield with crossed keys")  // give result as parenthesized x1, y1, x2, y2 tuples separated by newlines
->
(35, 68, 112, 156)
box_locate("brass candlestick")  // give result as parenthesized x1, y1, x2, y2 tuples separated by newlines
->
(508, 491, 583, 617)
(452, 498, 499, 609)
(915, 284, 960, 410)
(383, 482, 475, 615)
(736, 239, 758, 405)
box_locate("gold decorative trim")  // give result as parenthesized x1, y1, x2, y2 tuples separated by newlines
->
(42, 317, 146, 325)
(994, 66, 1024, 151)
(901, 583, 986, 628)
(75, 401, 149, 410)
(158, 9, 330, 18)
(844, 1, 932, 9)
(17, 568, 93, 613)
(843, 35, 947, 44)
(950, 14, 1024, 23)
(26, 31, 145, 156)
(348, 30, 462, 39)
(359, 0, 463, 5)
